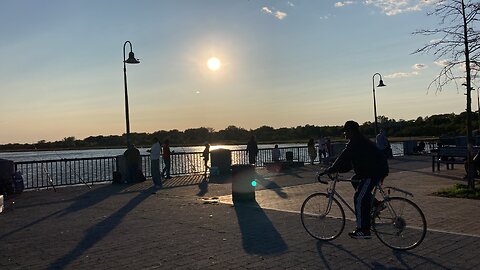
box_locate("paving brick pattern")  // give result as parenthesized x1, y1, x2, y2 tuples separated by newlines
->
(1, 155, 479, 269)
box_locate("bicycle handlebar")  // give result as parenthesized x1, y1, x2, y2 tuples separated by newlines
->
(317, 171, 337, 184)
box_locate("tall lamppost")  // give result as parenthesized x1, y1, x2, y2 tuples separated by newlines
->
(372, 72, 386, 135)
(123, 41, 140, 147)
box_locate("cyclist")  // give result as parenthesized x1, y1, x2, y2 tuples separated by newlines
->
(325, 120, 389, 239)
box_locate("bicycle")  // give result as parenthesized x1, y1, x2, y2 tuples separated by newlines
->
(301, 172, 427, 250)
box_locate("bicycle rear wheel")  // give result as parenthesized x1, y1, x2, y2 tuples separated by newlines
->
(373, 197, 427, 250)
(301, 192, 345, 240)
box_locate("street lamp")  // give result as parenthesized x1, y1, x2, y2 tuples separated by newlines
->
(372, 72, 386, 135)
(123, 41, 140, 147)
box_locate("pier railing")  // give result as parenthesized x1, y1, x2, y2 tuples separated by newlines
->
(15, 146, 320, 190)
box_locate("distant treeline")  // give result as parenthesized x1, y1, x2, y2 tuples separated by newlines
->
(1, 113, 476, 151)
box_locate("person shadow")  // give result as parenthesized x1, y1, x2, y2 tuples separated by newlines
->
(234, 201, 288, 255)
(196, 175, 209, 197)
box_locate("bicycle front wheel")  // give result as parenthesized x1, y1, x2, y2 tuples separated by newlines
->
(301, 192, 345, 241)
(373, 197, 427, 250)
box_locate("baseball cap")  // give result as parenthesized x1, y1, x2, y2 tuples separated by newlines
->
(343, 120, 360, 132)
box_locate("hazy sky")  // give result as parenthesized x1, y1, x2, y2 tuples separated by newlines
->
(0, 0, 472, 144)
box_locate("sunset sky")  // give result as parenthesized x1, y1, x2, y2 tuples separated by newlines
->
(0, 0, 473, 144)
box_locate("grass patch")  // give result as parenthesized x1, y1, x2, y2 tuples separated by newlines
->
(434, 184, 480, 200)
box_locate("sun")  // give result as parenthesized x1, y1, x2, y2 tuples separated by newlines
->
(207, 57, 221, 71)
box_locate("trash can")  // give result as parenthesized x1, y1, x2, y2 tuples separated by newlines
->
(286, 151, 294, 161)
(211, 149, 232, 175)
(231, 164, 256, 203)
(0, 159, 15, 196)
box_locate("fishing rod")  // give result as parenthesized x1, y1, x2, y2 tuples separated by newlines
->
(34, 146, 57, 192)
(53, 150, 91, 190)
(41, 165, 57, 192)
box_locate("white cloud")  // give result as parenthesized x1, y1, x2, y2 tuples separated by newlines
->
(335, 1, 355, 8)
(262, 7, 273, 14)
(435, 59, 450, 67)
(413, 63, 428, 70)
(287, 1, 295, 7)
(275, 11, 287, 20)
(385, 71, 419, 78)
(364, 0, 435, 16)
(261, 6, 287, 20)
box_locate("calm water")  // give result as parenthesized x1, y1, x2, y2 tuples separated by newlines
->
(0, 142, 408, 162)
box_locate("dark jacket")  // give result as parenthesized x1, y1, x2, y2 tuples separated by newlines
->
(328, 135, 389, 179)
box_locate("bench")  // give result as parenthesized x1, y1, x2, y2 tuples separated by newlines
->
(264, 160, 304, 172)
(431, 147, 479, 172)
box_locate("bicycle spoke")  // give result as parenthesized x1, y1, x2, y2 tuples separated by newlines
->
(301, 193, 345, 241)
(373, 197, 427, 250)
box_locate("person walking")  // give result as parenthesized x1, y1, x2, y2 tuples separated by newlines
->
(325, 120, 389, 239)
(148, 137, 162, 188)
(307, 138, 317, 165)
(202, 143, 210, 177)
(161, 139, 172, 179)
(246, 135, 259, 165)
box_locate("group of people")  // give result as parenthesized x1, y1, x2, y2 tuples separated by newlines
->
(148, 138, 172, 188)
(144, 122, 390, 241)
(307, 137, 333, 164)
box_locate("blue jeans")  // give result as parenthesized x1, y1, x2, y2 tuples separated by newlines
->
(151, 159, 161, 186)
(162, 158, 171, 178)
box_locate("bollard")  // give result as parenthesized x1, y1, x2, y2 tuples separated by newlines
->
(231, 164, 256, 203)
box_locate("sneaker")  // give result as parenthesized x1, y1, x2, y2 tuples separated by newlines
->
(348, 229, 372, 239)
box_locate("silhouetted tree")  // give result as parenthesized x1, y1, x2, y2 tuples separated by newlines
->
(413, 0, 479, 189)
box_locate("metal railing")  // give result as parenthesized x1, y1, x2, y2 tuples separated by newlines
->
(16, 146, 323, 190)
(15, 157, 117, 190)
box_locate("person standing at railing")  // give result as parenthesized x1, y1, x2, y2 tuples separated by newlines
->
(148, 137, 162, 188)
(317, 136, 327, 163)
(202, 143, 210, 176)
(376, 129, 390, 159)
(307, 138, 317, 165)
(246, 135, 258, 165)
(161, 139, 172, 179)
(272, 144, 281, 161)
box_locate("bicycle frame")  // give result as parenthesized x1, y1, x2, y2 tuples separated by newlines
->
(323, 174, 414, 218)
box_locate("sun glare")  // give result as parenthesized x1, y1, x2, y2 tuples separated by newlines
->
(207, 57, 221, 71)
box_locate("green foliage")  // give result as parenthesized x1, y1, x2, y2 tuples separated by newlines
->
(1, 112, 479, 151)
(434, 183, 480, 200)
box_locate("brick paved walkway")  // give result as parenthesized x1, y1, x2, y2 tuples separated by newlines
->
(0, 155, 479, 269)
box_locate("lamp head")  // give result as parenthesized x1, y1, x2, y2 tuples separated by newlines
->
(125, 51, 140, 64)
(377, 79, 386, 87)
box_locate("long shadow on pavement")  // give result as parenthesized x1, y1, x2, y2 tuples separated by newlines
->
(254, 173, 288, 199)
(49, 186, 157, 269)
(316, 241, 372, 269)
(0, 184, 129, 241)
(316, 239, 451, 269)
(234, 201, 288, 255)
